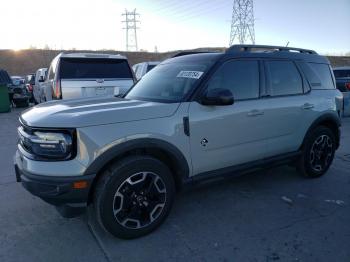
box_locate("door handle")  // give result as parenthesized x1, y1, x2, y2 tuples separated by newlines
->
(247, 109, 264, 117)
(302, 103, 314, 110)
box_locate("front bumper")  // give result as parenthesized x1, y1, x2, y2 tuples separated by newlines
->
(14, 156, 95, 218)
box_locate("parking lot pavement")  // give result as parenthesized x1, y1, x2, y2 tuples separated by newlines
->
(1, 108, 350, 262)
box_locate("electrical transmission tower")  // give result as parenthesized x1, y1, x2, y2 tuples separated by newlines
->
(122, 9, 140, 51)
(229, 0, 255, 45)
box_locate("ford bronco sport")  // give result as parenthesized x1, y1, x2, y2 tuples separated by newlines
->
(15, 45, 343, 239)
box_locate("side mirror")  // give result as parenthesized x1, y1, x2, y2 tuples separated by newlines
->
(201, 88, 234, 106)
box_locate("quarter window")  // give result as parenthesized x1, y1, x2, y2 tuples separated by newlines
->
(207, 60, 260, 100)
(266, 61, 303, 96)
(307, 63, 335, 89)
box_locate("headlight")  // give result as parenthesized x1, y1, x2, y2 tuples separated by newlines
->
(18, 126, 74, 160)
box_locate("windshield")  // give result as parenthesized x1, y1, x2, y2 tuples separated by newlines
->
(125, 62, 209, 102)
(333, 69, 350, 78)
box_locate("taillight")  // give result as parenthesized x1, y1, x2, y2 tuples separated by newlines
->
(55, 78, 61, 99)
(345, 82, 350, 91)
(28, 84, 33, 92)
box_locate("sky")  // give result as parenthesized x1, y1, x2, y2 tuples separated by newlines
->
(1, 0, 349, 54)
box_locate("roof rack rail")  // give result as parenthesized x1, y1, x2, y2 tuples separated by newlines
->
(226, 45, 317, 55)
(172, 51, 217, 58)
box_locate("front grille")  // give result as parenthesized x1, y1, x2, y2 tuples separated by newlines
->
(18, 126, 33, 153)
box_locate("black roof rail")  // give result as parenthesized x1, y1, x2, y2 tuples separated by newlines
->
(172, 51, 217, 58)
(226, 45, 317, 55)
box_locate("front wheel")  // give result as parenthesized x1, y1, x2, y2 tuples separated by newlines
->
(297, 126, 336, 178)
(93, 156, 175, 239)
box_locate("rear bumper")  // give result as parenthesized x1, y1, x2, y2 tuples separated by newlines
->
(15, 164, 95, 218)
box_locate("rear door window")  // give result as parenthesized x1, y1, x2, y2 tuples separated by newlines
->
(60, 58, 133, 79)
(265, 60, 303, 96)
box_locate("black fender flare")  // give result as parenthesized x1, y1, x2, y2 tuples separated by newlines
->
(84, 138, 190, 185)
(301, 112, 341, 149)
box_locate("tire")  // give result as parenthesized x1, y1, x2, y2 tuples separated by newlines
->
(93, 156, 175, 239)
(297, 126, 336, 178)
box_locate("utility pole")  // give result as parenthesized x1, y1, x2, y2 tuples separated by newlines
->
(122, 9, 140, 51)
(229, 0, 255, 45)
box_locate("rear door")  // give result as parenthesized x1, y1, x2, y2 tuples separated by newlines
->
(262, 59, 310, 157)
(59, 58, 134, 99)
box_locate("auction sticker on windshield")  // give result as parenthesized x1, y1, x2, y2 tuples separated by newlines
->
(177, 71, 204, 79)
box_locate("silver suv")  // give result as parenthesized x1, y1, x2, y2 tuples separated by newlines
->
(15, 45, 343, 239)
(42, 52, 135, 101)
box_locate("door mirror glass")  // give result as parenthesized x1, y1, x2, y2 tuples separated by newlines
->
(201, 88, 234, 106)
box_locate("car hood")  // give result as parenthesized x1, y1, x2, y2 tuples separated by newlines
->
(20, 97, 180, 128)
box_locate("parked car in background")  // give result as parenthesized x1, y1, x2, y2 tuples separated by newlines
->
(33, 68, 48, 104)
(10, 75, 30, 107)
(25, 74, 35, 102)
(333, 67, 350, 92)
(133, 61, 160, 80)
(43, 53, 135, 101)
(333, 66, 350, 116)
(11, 76, 25, 86)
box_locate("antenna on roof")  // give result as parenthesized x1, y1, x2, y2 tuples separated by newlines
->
(286, 41, 290, 47)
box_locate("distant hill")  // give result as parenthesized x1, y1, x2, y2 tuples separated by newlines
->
(0, 48, 349, 76)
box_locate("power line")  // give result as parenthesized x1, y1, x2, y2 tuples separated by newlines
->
(173, 0, 229, 23)
(122, 9, 140, 51)
(229, 0, 255, 45)
(149, 0, 228, 22)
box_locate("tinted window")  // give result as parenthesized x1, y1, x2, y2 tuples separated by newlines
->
(60, 58, 132, 79)
(333, 69, 350, 78)
(266, 61, 303, 96)
(309, 63, 334, 89)
(300, 63, 334, 89)
(207, 60, 259, 100)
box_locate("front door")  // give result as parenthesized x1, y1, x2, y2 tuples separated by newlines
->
(188, 59, 269, 175)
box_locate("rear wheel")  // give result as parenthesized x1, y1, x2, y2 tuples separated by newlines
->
(297, 126, 336, 178)
(93, 156, 175, 239)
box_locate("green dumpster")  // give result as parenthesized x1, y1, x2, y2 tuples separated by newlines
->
(0, 82, 11, 113)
